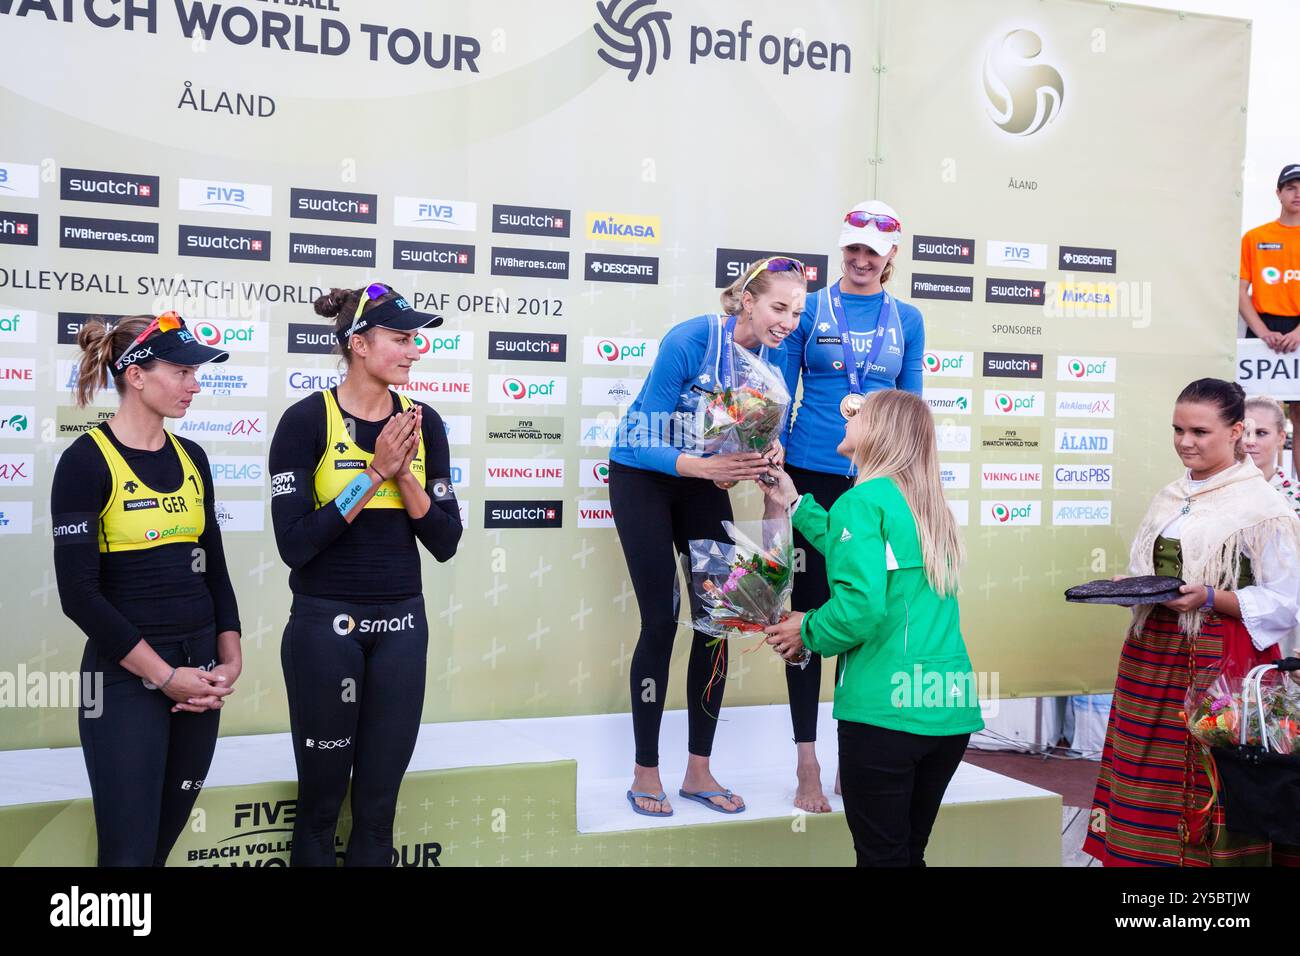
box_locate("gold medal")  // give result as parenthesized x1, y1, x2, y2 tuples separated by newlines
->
(839, 393, 865, 419)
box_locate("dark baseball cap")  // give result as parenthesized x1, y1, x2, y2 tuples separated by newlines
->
(335, 284, 443, 347)
(1278, 164, 1300, 189)
(111, 313, 228, 376)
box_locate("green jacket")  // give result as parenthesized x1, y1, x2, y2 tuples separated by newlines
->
(792, 476, 985, 736)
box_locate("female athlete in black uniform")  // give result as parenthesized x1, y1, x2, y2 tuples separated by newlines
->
(270, 282, 462, 866)
(51, 312, 242, 866)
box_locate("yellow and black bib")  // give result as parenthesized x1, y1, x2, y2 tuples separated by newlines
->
(87, 426, 206, 553)
(312, 389, 425, 510)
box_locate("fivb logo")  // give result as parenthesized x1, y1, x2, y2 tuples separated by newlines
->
(394, 196, 477, 231)
(985, 240, 1046, 270)
(491, 374, 566, 405)
(983, 29, 1064, 136)
(178, 178, 273, 217)
(1058, 356, 1115, 382)
(921, 351, 972, 378)
(593, 0, 672, 80)
(587, 336, 656, 366)
(0, 162, 39, 198)
(984, 390, 1043, 416)
(982, 500, 1041, 526)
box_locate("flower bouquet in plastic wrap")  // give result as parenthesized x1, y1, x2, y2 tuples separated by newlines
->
(695, 343, 791, 457)
(1185, 675, 1259, 749)
(685, 517, 803, 716)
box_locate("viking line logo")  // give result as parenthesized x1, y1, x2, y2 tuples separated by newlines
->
(195, 322, 220, 346)
(983, 29, 1064, 136)
(593, 461, 610, 484)
(594, 0, 672, 81)
(597, 339, 620, 362)
(503, 378, 527, 400)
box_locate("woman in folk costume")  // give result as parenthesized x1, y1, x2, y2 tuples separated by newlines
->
(1084, 379, 1300, 867)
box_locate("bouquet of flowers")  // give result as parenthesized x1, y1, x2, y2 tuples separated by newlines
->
(1183, 670, 1300, 751)
(695, 341, 790, 456)
(689, 518, 794, 636)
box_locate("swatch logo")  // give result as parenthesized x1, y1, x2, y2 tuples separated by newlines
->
(179, 224, 270, 261)
(484, 499, 563, 529)
(291, 187, 377, 224)
(982, 29, 1064, 136)
(492, 203, 570, 238)
(394, 239, 475, 274)
(60, 168, 159, 207)
(0, 212, 38, 246)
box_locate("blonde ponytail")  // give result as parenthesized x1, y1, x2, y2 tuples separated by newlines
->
(73, 316, 152, 407)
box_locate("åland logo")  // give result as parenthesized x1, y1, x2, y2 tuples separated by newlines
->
(503, 378, 527, 400)
(597, 339, 620, 361)
(594, 0, 672, 81)
(982, 29, 1064, 136)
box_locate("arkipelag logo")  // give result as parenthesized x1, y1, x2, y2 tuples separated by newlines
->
(982, 28, 1064, 136)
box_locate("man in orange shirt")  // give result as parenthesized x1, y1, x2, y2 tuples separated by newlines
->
(1240, 163, 1300, 475)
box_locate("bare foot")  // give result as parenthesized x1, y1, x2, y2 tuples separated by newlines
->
(794, 762, 831, 813)
(630, 765, 671, 815)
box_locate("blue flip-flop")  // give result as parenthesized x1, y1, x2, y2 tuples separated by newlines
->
(678, 788, 746, 814)
(627, 789, 674, 817)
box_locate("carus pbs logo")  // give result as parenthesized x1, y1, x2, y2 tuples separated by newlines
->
(982, 29, 1064, 136)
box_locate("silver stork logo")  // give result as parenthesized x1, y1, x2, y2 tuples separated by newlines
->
(594, 0, 672, 81)
(982, 29, 1064, 136)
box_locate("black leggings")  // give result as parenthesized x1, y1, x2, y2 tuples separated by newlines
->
(79, 631, 219, 867)
(609, 461, 733, 768)
(838, 720, 970, 867)
(281, 594, 428, 867)
(786, 464, 855, 744)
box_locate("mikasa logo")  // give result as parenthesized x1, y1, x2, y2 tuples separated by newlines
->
(332, 612, 416, 635)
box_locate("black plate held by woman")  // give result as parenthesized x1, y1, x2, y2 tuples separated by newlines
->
(1064, 576, 1186, 606)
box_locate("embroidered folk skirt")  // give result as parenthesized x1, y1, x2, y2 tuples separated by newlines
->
(1083, 606, 1286, 867)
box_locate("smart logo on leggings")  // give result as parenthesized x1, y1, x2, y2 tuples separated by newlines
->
(332, 612, 416, 635)
(484, 499, 563, 528)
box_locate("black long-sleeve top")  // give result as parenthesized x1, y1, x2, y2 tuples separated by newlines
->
(50, 424, 242, 662)
(268, 388, 461, 603)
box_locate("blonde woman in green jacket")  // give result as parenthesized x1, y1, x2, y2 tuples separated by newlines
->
(762, 388, 984, 866)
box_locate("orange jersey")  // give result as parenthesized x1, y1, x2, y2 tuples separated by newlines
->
(1241, 221, 1300, 316)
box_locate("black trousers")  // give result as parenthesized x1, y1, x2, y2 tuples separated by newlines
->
(786, 464, 855, 744)
(608, 460, 733, 768)
(281, 594, 427, 867)
(1245, 313, 1300, 336)
(79, 630, 219, 867)
(837, 720, 970, 866)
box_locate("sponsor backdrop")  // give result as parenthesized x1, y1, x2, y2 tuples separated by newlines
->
(0, 0, 1247, 748)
